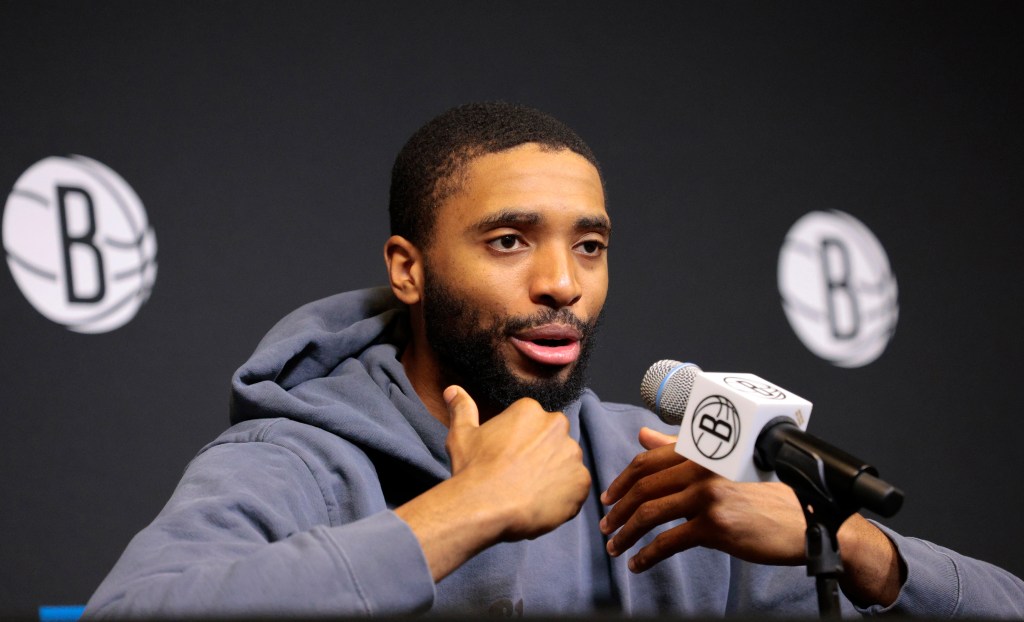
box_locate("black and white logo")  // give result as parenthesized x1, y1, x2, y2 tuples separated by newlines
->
(3, 156, 157, 333)
(690, 395, 740, 460)
(724, 376, 786, 400)
(777, 210, 898, 368)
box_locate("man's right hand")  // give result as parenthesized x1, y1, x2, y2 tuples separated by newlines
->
(394, 385, 590, 581)
(444, 385, 591, 541)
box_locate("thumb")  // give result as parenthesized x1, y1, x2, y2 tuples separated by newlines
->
(638, 426, 678, 450)
(444, 385, 480, 431)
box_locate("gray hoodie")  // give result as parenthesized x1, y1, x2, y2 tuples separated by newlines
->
(84, 287, 1024, 618)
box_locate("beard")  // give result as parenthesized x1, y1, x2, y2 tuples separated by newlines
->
(421, 275, 602, 413)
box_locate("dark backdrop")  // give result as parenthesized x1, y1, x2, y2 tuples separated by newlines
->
(2, 1, 1022, 615)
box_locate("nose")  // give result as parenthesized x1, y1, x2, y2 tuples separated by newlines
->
(529, 245, 582, 309)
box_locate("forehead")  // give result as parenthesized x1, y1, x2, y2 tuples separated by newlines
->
(435, 144, 607, 231)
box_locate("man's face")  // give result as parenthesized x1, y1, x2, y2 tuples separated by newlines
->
(420, 143, 610, 412)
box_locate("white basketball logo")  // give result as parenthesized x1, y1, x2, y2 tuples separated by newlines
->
(690, 395, 741, 460)
(3, 156, 157, 333)
(777, 210, 897, 368)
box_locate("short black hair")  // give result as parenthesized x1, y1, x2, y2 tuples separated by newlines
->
(388, 101, 603, 248)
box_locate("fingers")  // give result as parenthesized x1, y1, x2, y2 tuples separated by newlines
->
(638, 426, 677, 450)
(600, 442, 685, 506)
(605, 474, 811, 573)
(601, 461, 707, 556)
(626, 519, 704, 573)
(444, 385, 480, 431)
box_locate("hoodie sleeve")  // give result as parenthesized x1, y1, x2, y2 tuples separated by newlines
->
(83, 439, 436, 618)
(856, 524, 1024, 618)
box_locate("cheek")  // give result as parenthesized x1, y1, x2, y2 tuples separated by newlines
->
(466, 275, 519, 319)
(582, 267, 609, 316)
(452, 256, 528, 306)
(431, 259, 518, 321)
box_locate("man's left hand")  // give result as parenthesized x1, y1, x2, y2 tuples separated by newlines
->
(599, 427, 806, 571)
(600, 427, 904, 607)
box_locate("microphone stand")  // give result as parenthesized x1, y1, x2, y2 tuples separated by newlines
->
(773, 441, 852, 619)
(755, 419, 904, 620)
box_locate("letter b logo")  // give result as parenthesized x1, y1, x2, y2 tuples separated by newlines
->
(57, 185, 106, 304)
(690, 395, 740, 460)
(778, 210, 898, 368)
(3, 156, 157, 333)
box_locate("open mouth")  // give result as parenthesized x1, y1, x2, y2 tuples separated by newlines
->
(509, 324, 583, 367)
(533, 338, 573, 347)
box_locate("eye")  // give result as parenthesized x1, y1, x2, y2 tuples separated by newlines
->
(487, 234, 526, 252)
(576, 239, 608, 256)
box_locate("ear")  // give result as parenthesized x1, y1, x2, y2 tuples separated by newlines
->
(384, 235, 424, 305)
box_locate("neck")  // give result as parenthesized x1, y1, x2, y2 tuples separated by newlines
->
(400, 332, 451, 427)
(400, 331, 504, 427)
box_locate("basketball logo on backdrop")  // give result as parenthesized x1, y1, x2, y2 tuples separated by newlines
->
(690, 395, 740, 460)
(777, 210, 897, 368)
(3, 156, 157, 333)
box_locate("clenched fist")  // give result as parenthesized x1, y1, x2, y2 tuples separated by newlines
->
(394, 385, 591, 582)
(445, 385, 592, 541)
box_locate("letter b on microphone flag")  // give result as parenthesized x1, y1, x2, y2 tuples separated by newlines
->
(674, 373, 814, 483)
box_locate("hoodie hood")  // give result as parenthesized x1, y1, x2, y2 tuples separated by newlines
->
(229, 286, 451, 479)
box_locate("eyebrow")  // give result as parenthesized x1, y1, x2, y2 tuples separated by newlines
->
(575, 215, 612, 234)
(472, 209, 611, 235)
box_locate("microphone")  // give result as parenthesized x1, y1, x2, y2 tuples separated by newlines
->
(641, 360, 902, 517)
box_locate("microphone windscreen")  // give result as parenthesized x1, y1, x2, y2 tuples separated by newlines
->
(640, 360, 702, 425)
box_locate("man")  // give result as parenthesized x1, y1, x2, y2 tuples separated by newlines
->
(85, 102, 1023, 618)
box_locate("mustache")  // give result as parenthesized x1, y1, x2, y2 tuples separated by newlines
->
(500, 307, 599, 336)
